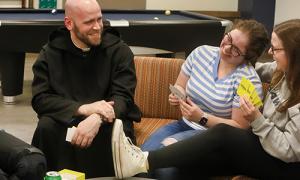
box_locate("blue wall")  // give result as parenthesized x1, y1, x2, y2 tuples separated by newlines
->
(238, 0, 275, 36)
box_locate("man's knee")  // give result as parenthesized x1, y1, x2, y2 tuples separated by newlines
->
(33, 117, 64, 141)
(32, 117, 65, 149)
(36, 117, 62, 132)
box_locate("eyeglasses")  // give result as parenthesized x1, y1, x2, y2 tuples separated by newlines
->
(270, 45, 284, 54)
(223, 33, 246, 57)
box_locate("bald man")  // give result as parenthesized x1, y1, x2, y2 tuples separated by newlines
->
(31, 0, 140, 178)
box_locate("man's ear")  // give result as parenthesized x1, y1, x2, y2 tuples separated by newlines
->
(64, 16, 73, 30)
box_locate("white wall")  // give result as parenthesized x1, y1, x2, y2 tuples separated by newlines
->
(146, 0, 238, 11)
(274, 0, 300, 24)
(0, 0, 21, 8)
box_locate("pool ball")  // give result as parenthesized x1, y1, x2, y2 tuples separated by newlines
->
(51, 9, 57, 15)
(165, 10, 171, 16)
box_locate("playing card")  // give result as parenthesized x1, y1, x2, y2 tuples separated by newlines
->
(247, 84, 256, 97)
(66, 126, 77, 142)
(169, 84, 186, 101)
(252, 94, 263, 108)
(237, 77, 263, 108)
(237, 85, 249, 98)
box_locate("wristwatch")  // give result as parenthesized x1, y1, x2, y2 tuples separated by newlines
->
(198, 112, 208, 126)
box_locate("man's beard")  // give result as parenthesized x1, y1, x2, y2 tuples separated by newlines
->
(74, 24, 102, 47)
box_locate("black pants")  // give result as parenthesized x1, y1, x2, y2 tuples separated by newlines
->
(32, 116, 134, 178)
(148, 124, 300, 179)
(0, 130, 46, 180)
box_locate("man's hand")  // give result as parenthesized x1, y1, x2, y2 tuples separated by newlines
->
(71, 113, 102, 148)
(77, 100, 115, 122)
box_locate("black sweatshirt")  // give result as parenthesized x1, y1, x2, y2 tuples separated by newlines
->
(32, 27, 140, 130)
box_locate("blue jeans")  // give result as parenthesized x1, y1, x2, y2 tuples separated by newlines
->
(141, 120, 203, 151)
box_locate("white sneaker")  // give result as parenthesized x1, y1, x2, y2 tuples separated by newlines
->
(112, 119, 148, 179)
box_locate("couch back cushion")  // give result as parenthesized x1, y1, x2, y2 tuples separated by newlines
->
(134, 56, 184, 120)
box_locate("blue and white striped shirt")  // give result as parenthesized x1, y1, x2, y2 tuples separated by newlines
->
(181, 45, 263, 130)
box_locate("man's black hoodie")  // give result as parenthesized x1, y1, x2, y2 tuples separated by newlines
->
(31, 26, 139, 133)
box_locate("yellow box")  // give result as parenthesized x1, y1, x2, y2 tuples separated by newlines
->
(59, 169, 85, 180)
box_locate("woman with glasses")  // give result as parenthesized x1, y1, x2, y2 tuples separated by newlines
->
(138, 19, 269, 179)
(112, 19, 300, 179)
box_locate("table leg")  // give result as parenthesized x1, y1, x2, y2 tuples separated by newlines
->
(0, 52, 25, 104)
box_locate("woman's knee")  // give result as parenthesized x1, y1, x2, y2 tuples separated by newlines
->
(208, 123, 252, 150)
(209, 123, 237, 136)
(204, 123, 244, 145)
(161, 137, 178, 146)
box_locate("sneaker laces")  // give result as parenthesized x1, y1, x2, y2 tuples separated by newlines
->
(113, 119, 148, 178)
(123, 135, 145, 161)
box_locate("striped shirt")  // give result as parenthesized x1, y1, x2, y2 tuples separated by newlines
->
(182, 45, 263, 130)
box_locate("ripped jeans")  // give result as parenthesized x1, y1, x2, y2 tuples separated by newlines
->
(140, 120, 205, 180)
(141, 120, 204, 151)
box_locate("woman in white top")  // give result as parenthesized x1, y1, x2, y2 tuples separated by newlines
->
(142, 19, 269, 151)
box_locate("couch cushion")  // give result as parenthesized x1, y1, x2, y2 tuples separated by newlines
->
(134, 56, 184, 120)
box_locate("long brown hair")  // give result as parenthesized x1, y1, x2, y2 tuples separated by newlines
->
(272, 19, 300, 111)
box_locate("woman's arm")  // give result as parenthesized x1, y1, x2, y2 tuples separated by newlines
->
(205, 107, 250, 129)
(251, 104, 300, 162)
(180, 99, 250, 129)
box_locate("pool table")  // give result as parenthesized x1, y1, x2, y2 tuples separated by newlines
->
(0, 9, 230, 103)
